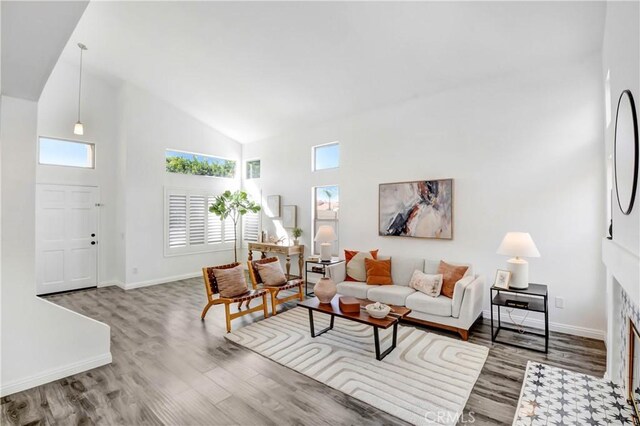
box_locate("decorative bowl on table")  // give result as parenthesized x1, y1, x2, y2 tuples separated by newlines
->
(365, 302, 391, 319)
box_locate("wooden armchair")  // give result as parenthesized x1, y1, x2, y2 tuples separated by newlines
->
(248, 257, 304, 316)
(201, 262, 269, 333)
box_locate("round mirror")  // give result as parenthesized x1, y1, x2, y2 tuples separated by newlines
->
(614, 90, 639, 215)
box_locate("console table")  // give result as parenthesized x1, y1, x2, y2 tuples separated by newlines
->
(247, 242, 304, 279)
(490, 283, 549, 353)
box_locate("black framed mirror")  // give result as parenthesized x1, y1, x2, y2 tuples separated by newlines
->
(614, 90, 639, 215)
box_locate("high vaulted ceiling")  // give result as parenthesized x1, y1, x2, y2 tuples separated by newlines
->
(58, 1, 606, 143)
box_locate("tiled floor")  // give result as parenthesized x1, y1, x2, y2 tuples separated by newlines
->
(514, 362, 636, 425)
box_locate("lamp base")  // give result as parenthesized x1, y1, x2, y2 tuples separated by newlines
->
(319, 243, 332, 262)
(506, 258, 529, 289)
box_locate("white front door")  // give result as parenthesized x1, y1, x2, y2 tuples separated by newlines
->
(36, 184, 99, 295)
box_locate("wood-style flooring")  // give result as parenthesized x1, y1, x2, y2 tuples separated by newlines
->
(1, 278, 606, 425)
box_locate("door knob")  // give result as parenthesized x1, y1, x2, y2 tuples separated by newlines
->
(91, 241, 96, 245)
(91, 233, 95, 237)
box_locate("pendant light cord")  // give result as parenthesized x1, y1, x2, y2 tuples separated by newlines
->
(77, 46, 84, 123)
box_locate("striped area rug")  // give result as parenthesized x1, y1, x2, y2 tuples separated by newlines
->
(225, 307, 489, 425)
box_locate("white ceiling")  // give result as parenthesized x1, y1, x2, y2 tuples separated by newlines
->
(2, 1, 88, 101)
(58, 1, 606, 143)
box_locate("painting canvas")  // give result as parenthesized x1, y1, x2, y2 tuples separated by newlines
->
(379, 179, 453, 239)
(282, 205, 297, 228)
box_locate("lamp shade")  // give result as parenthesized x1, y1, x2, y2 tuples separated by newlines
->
(314, 225, 337, 243)
(496, 232, 540, 258)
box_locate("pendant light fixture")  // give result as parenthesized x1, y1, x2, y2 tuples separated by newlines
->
(73, 43, 88, 135)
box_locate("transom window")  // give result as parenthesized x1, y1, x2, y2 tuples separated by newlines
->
(39, 137, 95, 169)
(312, 142, 339, 171)
(165, 149, 236, 178)
(246, 159, 261, 179)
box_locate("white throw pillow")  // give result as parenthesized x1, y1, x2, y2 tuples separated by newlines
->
(346, 252, 374, 282)
(256, 261, 287, 286)
(409, 270, 443, 298)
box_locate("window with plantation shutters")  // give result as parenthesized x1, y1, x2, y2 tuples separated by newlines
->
(168, 194, 187, 248)
(243, 211, 259, 242)
(165, 188, 235, 255)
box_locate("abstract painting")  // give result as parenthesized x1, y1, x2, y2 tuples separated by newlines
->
(379, 179, 453, 239)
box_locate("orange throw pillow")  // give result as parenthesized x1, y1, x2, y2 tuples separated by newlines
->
(365, 258, 393, 285)
(345, 249, 379, 281)
(438, 261, 469, 298)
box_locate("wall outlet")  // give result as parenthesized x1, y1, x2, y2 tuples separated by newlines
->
(555, 297, 564, 309)
(132, 267, 138, 275)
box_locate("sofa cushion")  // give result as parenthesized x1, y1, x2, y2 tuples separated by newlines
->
(336, 281, 375, 299)
(345, 249, 378, 281)
(405, 292, 452, 317)
(391, 257, 425, 286)
(365, 258, 393, 285)
(409, 270, 443, 297)
(438, 261, 469, 299)
(367, 285, 415, 306)
(424, 259, 472, 276)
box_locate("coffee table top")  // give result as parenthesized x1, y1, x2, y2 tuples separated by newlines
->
(297, 294, 411, 329)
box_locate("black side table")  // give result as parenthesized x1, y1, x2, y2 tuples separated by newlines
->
(490, 283, 549, 353)
(304, 258, 345, 296)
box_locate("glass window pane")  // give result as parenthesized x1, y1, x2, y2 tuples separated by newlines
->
(314, 185, 339, 219)
(39, 137, 94, 168)
(313, 143, 339, 170)
(246, 160, 261, 179)
(165, 150, 235, 178)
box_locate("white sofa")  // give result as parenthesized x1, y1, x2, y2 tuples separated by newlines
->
(326, 256, 484, 340)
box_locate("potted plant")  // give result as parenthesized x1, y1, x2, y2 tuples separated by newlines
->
(291, 227, 303, 245)
(209, 190, 261, 262)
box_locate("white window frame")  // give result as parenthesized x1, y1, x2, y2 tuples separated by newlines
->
(312, 184, 339, 256)
(164, 187, 236, 257)
(245, 158, 261, 180)
(312, 141, 340, 172)
(38, 136, 95, 169)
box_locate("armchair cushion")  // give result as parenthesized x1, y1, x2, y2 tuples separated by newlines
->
(256, 261, 287, 286)
(212, 264, 248, 298)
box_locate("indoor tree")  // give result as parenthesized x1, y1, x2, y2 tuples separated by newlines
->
(209, 190, 261, 262)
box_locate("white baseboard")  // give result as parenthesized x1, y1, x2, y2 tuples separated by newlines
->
(124, 272, 201, 290)
(0, 352, 112, 397)
(482, 309, 605, 341)
(98, 280, 125, 289)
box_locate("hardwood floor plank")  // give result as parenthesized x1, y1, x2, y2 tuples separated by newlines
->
(1, 278, 606, 426)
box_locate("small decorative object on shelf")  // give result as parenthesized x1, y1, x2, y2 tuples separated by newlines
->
(493, 269, 511, 289)
(314, 277, 336, 304)
(365, 302, 391, 319)
(292, 227, 303, 245)
(338, 296, 360, 313)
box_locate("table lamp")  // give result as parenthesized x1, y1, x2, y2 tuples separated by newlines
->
(314, 225, 337, 261)
(496, 232, 540, 289)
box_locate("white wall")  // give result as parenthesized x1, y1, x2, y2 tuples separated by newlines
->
(119, 84, 242, 287)
(37, 60, 120, 286)
(1, 96, 111, 396)
(243, 54, 606, 338)
(602, 1, 640, 258)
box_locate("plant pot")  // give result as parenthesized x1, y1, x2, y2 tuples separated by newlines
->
(293, 239, 300, 245)
(314, 277, 336, 304)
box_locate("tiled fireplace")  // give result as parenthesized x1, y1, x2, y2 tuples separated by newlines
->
(603, 239, 640, 391)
